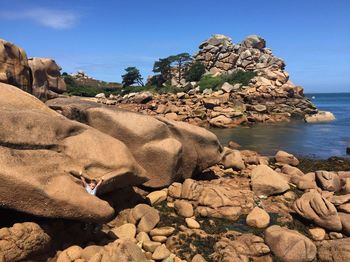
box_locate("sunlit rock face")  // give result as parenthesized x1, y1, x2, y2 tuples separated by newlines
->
(0, 39, 32, 93)
(0, 83, 148, 223)
(28, 57, 67, 101)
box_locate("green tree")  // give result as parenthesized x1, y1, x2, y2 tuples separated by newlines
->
(152, 57, 173, 86)
(185, 61, 206, 82)
(169, 53, 192, 82)
(122, 67, 144, 87)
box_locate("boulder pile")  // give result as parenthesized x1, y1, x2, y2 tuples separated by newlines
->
(94, 34, 322, 127)
(3, 139, 350, 261)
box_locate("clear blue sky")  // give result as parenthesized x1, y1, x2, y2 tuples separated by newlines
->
(1, 0, 349, 93)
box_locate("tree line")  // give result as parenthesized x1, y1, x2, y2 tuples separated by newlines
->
(122, 53, 205, 87)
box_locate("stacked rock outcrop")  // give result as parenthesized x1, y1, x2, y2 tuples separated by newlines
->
(94, 34, 320, 127)
(0, 38, 66, 100)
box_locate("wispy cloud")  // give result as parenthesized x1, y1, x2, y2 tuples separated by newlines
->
(0, 8, 79, 29)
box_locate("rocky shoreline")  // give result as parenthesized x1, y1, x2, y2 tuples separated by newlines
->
(0, 36, 348, 262)
(0, 85, 349, 262)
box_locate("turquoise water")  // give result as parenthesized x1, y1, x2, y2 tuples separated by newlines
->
(211, 93, 350, 159)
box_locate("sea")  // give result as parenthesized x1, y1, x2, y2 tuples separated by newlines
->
(211, 93, 350, 159)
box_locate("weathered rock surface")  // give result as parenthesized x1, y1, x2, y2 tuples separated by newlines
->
(265, 225, 316, 262)
(305, 111, 336, 123)
(0, 222, 51, 262)
(251, 165, 290, 196)
(212, 233, 271, 261)
(46, 97, 223, 188)
(0, 83, 148, 222)
(174, 178, 255, 220)
(0, 38, 32, 93)
(28, 57, 66, 100)
(246, 207, 270, 228)
(293, 192, 342, 231)
(317, 238, 350, 262)
(127, 204, 160, 233)
(316, 170, 342, 192)
(275, 150, 299, 166)
(220, 147, 245, 170)
(57, 239, 147, 262)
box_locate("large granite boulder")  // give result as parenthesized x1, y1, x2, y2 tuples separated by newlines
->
(293, 191, 342, 231)
(0, 39, 32, 93)
(251, 165, 290, 196)
(0, 83, 148, 222)
(241, 35, 266, 50)
(305, 111, 335, 123)
(0, 222, 51, 262)
(28, 57, 67, 100)
(57, 239, 147, 262)
(317, 238, 350, 262)
(265, 225, 316, 262)
(46, 97, 223, 188)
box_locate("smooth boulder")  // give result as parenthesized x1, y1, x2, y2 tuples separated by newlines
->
(305, 111, 335, 123)
(251, 165, 290, 196)
(0, 83, 148, 222)
(46, 97, 223, 188)
(265, 225, 316, 262)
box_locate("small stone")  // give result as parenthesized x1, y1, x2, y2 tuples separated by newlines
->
(191, 254, 206, 262)
(152, 244, 171, 260)
(152, 235, 167, 243)
(275, 150, 299, 166)
(329, 232, 343, 239)
(185, 218, 200, 229)
(246, 207, 270, 228)
(174, 200, 194, 218)
(177, 92, 186, 99)
(110, 223, 136, 240)
(168, 183, 182, 198)
(252, 104, 267, 112)
(143, 240, 162, 253)
(146, 190, 168, 206)
(283, 191, 297, 201)
(150, 227, 175, 237)
(221, 82, 235, 93)
(136, 231, 150, 243)
(95, 93, 106, 98)
(309, 227, 326, 241)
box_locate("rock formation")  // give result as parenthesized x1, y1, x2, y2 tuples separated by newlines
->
(94, 34, 319, 127)
(28, 57, 67, 100)
(0, 38, 66, 100)
(0, 39, 32, 93)
(0, 82, 147, 222)
(46, 96, 223, 188)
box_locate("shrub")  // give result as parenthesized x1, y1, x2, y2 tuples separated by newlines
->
(198, 74, 224, 91)
(222, 70, 256, 86)
(185, 61, 206, 82)
(67, 86, 101, 97)
(63, 75, 76, 88)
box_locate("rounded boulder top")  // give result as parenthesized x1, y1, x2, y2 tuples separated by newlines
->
(241, 35, 266, 49)
(199, 34, 233, 48)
